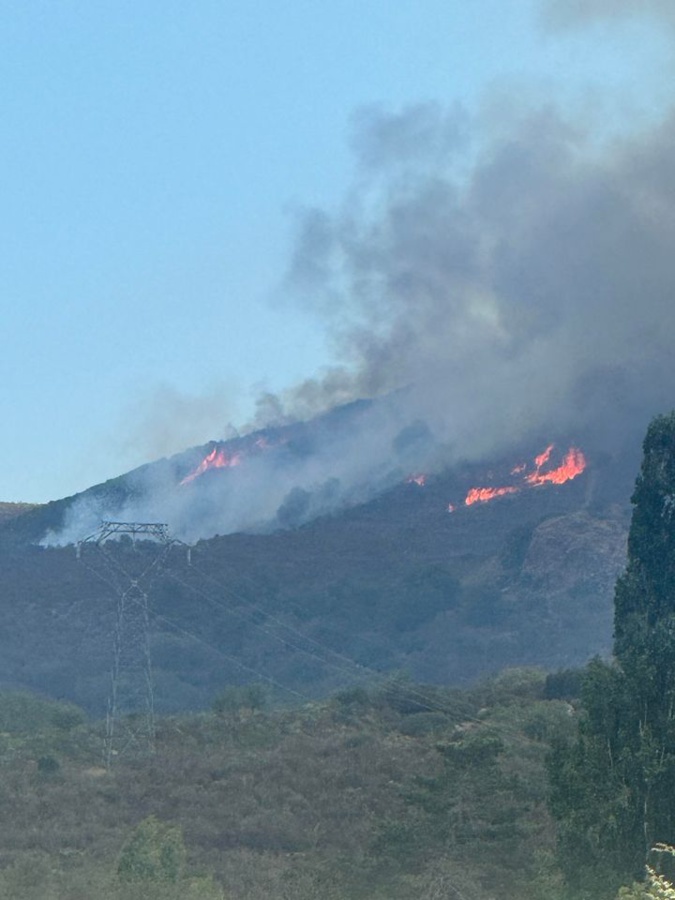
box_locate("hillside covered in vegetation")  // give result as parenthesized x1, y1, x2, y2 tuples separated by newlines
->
(8, 413, 675, 900)
(0, 456, 629, 718)
(0, 669, 577, 900)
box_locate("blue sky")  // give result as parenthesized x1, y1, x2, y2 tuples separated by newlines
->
(1, 0, 671, 502)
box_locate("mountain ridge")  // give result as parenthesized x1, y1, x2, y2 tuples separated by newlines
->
(0, 397, 643, 714)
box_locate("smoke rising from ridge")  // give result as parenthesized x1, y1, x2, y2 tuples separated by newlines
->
(44, 6, 675, 544)
(46, 396, 438, 545)
(280, 98, 675, 457)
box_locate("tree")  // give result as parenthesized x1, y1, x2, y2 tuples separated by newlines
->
(117, 816, 186, 884)
(115, 816, 227, 899)
(617, 845, 675, 899)
(212, 682, 268, 718)
(550, 413, 675, 897)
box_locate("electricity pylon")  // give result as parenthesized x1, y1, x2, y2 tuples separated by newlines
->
(77, 521, 183, 767)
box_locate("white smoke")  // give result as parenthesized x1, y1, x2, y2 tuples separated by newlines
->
(42, 395, 441, 545)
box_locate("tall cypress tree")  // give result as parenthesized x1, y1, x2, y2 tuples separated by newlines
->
(550, 412, 675, 898)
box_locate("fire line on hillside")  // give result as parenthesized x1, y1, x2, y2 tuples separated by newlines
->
(408, 443, 587, 511)
(454, 444, 587, 510)
(180, 446, 243, 485)
(181, 430, 586, 522)
(180, 436, 278, 486)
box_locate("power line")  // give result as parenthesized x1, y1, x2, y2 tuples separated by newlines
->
(153, 611, 312, 705)
(77, 521, 188, 767)
(74, 520, 537, 748)
(161, 554, 529, 742)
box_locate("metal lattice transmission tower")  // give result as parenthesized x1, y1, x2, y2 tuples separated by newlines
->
(77, 521, 187, 767)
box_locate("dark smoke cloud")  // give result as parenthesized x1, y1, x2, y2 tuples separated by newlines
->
(43, 12, 675, 544)
(281, 98, 675, 458)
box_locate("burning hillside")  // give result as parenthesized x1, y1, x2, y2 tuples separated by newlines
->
(32, 384, 597, 549)
(175, 427, 589, 534)
(178, 435, 277, 486)
(180, 446, 243, 484)
(457, 444, 587, 509)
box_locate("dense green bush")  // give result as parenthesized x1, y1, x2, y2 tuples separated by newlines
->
(0, 690, 85, 735)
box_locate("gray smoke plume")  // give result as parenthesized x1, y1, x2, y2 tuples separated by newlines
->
(45, 395, 439, 545)
(44, 7, 675, 545)
(281, 97, 675, 459)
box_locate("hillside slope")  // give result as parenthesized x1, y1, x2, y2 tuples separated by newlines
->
(0, 446, 630, 714)
(0, 671, 576, 900)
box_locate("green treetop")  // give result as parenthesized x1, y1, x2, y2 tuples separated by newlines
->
(550, 413, 675, 898)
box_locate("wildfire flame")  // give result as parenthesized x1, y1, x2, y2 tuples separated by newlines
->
(525, 446, 587, 486)
(179, 432, 286, 487)
(465, 486, 519, 506)
(451, 443, 587, 510)
(534, 444, 554, 469)
(180, 446, 242, 485)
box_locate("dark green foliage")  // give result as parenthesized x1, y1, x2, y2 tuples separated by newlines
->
(366, 671, 564, 898)
(549, 659, 640, 897)
(36, 754, 60, 776)
(520, 699, 577, 744)
(0, 674, 567, 900)
(471, 666, 546, 707)
(332, 685, 371, 710)
(0, 690, 85, 735)
(549, 413, 675, 897)
(372, 671, 435, 714)
(212, 683, 268, 718)
(117, 816, 186, 884)
(462, 586, 511, 627)
(544, 668, 584, 701)
(397, 711, 449, 736)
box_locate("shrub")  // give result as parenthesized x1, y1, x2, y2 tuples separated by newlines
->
(117, 816, 186, 884)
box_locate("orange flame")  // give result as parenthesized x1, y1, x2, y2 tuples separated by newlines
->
(458, 443, 587, 508)
(465, 486, 519, 506)
(181, 447, 242, 485)
(525, 446, 586, 486)
(534, 444, 554, 469)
